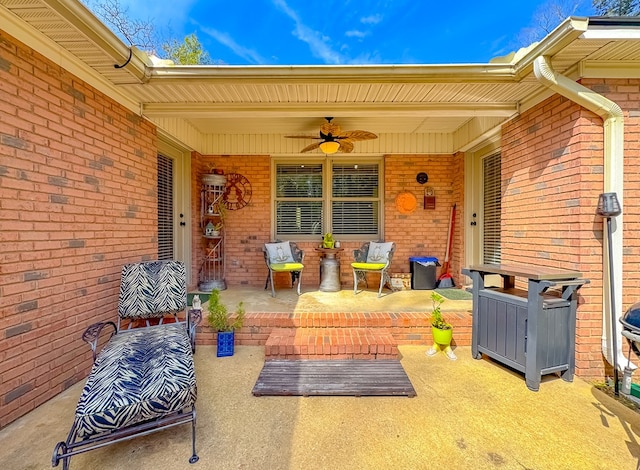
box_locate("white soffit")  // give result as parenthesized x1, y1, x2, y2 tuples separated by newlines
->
(4, 4, 640, 151)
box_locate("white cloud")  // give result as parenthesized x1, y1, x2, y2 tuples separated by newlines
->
(360, 14, 382, 25)
(345, 30, 368, 39)
(271, 0, 346, 64)
(200, 27, 266, 64)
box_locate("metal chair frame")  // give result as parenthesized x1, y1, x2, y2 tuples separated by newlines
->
(352, 241, 396, 297)
(263, 241, 305, 297)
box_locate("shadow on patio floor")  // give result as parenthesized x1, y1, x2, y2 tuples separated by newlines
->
(2, 344, 640, 469)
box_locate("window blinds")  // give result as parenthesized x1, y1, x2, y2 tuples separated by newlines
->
(157, 154, 174, 260)
(483, 152, 501, 264)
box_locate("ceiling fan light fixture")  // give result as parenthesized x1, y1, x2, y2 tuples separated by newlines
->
(319, 140, 340, 154)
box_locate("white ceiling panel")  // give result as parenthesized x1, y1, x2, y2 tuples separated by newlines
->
(4, 2, 640, 151)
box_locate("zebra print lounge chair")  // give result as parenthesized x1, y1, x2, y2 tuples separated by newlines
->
(52, 261, 200, 469)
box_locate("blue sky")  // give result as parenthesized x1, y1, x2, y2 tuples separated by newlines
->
(98, 0, 596, 65)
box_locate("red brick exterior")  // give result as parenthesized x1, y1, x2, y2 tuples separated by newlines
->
(0, 31, 159, 427)
(191, 153, 464, 290)
(501, 79, 640, 380)
(192, 155, 273, 288)
(3, 25, 640, 427)
(384, 153, 465, 283)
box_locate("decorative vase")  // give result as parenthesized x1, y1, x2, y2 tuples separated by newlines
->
(431, 326, 453, 346)
(216, 331, 235, 357)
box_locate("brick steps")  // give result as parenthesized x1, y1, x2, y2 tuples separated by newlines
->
(264, 327, 399, 360)
(198, 310, 473, 349)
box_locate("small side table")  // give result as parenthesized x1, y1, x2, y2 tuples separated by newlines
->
(315, 248, 344, 292)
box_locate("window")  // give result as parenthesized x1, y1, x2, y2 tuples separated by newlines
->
(274, 158, 382, 239)
(482, 152, 501, 264)
(157, 153, 174, 260)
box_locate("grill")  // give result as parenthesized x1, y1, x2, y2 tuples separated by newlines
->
(621, 302, 640, 351)
(619, 303, 640, 397)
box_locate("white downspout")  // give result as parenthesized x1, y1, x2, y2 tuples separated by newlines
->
(533, 55, 628, 372)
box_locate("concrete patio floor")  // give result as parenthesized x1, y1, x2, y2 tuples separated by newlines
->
(1, 344, 640, 470)
(202, 286, 473, 314)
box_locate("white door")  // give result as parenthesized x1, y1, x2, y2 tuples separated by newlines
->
(158, 139, 192, 281)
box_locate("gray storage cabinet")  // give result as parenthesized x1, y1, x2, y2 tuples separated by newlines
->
(463, 264, 588, 391)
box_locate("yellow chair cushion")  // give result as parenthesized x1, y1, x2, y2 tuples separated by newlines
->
(351, 262, 386, 270)
(270, 263, 304, 272)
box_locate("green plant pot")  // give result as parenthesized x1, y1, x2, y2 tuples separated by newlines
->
(431, 326, 453, 346)
(216, 331, 235, 357)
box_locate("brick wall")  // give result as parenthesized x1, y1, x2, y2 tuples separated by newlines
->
(0, 31, 158, 427)
(501, 79, 640, 379)
(384, 154, 464, 283)
(191, 155, 273, 288)
(191, 154, 462, 290)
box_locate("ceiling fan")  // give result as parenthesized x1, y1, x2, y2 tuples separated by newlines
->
(285, 117, 378, 154)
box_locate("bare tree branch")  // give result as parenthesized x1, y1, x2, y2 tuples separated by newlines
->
(593, 0, 640, 16)
(87, 0, 156, 53)
(515, 0, 586, 48)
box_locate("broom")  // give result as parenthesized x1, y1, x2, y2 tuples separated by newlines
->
(437, 203, 456, 288)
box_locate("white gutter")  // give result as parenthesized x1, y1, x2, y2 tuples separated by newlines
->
(40, 0, 150, 83)
(533, 55, 628, 372)
(146, 63, 517, 83)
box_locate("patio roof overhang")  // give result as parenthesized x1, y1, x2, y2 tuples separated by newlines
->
(2, 2, 640, 154)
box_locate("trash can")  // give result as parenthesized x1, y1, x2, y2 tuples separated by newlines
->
(409, 256, 439, 290)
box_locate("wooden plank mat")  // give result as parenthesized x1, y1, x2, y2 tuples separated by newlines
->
(252, 360, 416, 397)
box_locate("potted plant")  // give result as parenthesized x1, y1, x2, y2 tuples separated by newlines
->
(206, 289, 245, 357)
(322, 232, 335, 248)
(426, 291, 457, 360)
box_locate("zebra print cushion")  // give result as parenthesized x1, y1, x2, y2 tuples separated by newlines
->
(118, 261, 187, 320)
(74, 323, 196, 439)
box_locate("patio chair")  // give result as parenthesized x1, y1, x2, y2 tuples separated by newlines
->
(351, 241, 396, 297)
(52, 260, 200, 469)
(263, 240, 305, 297)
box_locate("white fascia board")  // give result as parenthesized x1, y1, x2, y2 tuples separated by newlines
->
(40, 0, 150, 79)
(581, 61, 640, 78)
(581, 29, 640, 39)
(512, 17, 590, 78)
(0, 4, 140, 113)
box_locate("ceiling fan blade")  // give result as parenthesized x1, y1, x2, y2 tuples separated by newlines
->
(320, 122, 341, 136)
(300, 142, 321, 153)
(285, 135, 322, 139)
(339, 130, 378, 141)
(338, 140, 354, 153)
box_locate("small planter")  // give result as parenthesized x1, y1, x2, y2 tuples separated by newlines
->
(216, 331, 235, 357)
(431, 325, 453, 346)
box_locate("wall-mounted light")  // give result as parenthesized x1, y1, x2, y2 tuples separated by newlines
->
(319, 140, 340, 154)
(597, 192, 621, 217)
(598, 192, 622, 395)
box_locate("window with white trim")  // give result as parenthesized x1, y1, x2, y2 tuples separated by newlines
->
(274, 158, 382, 240)
(482, 152, 501, 264)
(157, 153, 174, 260)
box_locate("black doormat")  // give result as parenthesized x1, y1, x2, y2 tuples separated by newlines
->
(252, 360, 416, 397)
